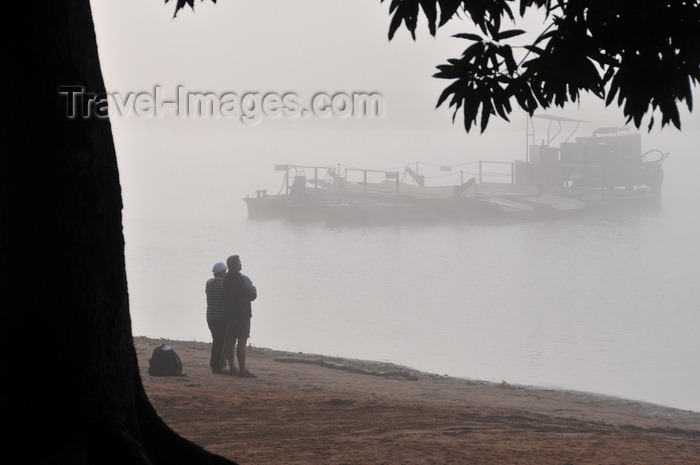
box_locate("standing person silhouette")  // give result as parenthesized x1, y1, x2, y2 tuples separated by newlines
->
(223, 254, 257, 377)
(205, 262, 228, 373)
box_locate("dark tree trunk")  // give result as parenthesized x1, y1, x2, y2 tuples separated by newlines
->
(0, 3, 237, 464)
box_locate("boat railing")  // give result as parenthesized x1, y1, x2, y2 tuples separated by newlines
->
(478, 161, 515, 184)
(278, 164, 343, 195)
(344, 168, 402, 196)
(279, 161, 617, 199)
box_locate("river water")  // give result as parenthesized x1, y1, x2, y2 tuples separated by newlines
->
(115, 121, 700, 413)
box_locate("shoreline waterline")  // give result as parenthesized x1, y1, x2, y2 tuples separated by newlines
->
(134, 335, 698, 414)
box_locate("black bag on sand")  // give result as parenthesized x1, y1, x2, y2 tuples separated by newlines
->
(148, 344, 184, 376)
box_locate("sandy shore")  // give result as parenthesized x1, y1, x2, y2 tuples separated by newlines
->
(135, 336, 700, 464)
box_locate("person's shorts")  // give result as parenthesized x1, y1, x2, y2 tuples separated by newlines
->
(226, 317, 251, 339)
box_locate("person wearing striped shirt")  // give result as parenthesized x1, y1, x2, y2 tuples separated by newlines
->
(206, 262, 228, 373)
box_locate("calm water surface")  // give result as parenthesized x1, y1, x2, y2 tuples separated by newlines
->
(125, 180, 700, 412)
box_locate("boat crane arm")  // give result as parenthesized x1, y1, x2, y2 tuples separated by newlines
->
(453, 177, 476, 197)
(404, 166, 425, 187)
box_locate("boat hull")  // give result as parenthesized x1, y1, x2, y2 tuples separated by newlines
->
(242, 191, 589, 224)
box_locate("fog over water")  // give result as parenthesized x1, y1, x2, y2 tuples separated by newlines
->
(91, 1, 700, 412)
(117, 124, 700, 413)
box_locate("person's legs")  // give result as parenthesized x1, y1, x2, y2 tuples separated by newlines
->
(208, 319, 227, 372)
(236, 337, 247, 374)
(237, 318, 255, 377)
(207, 319, 218, 370)
(224, 323, 237, 375)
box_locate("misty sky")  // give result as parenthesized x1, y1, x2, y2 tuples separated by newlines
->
(89, 0, 699, 222)
(91, 0, 698, 161)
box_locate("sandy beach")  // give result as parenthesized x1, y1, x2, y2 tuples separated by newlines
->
(135, 337, 700, 464)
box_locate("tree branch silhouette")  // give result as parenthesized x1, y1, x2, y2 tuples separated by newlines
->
(383, 0, 699, 132)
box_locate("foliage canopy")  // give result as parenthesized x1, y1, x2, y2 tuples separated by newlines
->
(384, 0, 699, 132)
(168, 0, 699, 132)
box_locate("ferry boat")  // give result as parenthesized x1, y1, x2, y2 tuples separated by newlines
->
(243, 116, 669, 223)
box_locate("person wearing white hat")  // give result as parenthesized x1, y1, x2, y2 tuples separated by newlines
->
(206, 261, 228, 373)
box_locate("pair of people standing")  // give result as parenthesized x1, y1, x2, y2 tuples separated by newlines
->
(205, 254, 257, 378)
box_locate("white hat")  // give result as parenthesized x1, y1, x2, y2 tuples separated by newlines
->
(212, 262, 228, 274)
